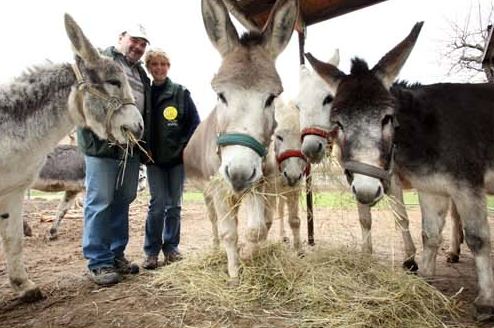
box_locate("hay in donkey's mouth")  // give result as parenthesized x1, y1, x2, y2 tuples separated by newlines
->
(150, 243, 462, 328)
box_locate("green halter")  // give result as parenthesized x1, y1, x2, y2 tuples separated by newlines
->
(217, 133, 267, 158)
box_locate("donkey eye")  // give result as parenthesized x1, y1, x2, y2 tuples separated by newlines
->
(322, 95, 333, 105)
(382, 115, 393, 127)
(333, 120, 344, 132)
(265, 94, 275, 108)
(106, 80, 121, 88)
(217, 93, 228, 105)
(276, 135, 284, 142)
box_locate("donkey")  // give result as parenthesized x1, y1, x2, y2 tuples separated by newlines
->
(306, 22, 494, 320)
(263, 98, 308, 251)
(298, 52, 417, 270)
(0, 14, 143, 302)
(206, 98, 308, 252)
(24, 144, 147, 240)
(298, 56, 474, 268)
(184, 0, 298, 283)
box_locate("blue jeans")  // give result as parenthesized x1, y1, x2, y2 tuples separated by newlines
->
(144, 164, 184, 256)
(82, 155, 140, 270)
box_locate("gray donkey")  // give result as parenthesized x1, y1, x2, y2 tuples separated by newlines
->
(0, 14, 143, 302)
(23, 144, 148, 240)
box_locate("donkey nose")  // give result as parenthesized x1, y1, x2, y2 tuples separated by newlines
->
(284, 171, 302, 187)
(122, 122, 144, 139)
(301, 140, 324, 163)
(351, 182, 383, 206)
(225, 165, 257, 193)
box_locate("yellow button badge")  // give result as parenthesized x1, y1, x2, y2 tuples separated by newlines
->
(163, 106, 178, 121)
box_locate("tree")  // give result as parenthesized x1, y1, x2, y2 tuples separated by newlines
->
(444, 1, 494, 82)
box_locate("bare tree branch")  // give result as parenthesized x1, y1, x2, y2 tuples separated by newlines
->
(442, 0, 493, 82)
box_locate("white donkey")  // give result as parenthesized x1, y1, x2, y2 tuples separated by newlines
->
(184, 0, 298, 283)
(263, 98, 308, 251)
(207, 98, 308, 252)
(0, 14, 143, 301)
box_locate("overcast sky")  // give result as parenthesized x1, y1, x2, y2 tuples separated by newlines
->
(0, 0, 491, 118)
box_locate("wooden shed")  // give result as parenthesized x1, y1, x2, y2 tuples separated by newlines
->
(481, 24, 494, 82)
(224, 0, 387, 64)
(224, 0, 387, 31)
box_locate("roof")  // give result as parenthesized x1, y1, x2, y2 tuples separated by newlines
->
(224, 0, 387, 31)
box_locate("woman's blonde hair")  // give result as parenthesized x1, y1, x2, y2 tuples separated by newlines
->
(144, 48, 171, 69)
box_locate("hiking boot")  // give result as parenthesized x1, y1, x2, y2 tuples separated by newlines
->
(89, 266, 121, 286)
(142, 255, 159, 270)
(114, 256, 140, 275)
(164, 251, 183, 265)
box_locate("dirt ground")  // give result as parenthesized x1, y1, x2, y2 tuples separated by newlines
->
(0, 191, 491, 327)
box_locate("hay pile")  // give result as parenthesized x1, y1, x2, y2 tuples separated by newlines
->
(150, 244, 462, 327)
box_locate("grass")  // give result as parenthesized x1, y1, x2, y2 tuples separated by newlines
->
(26, 189, 494, 214)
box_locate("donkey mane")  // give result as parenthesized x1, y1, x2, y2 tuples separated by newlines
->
(1, 63, 74, 121)
(350, 58, 370, 75)
(239, 31, 264, 46)
(392, 80, 422, 90)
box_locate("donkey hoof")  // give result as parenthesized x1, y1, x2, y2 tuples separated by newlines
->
(446, 253, 460, 263)
(20, 287, 44, 303)
(227, 277, 240, 288)
(474, 304, 494, 322)
(23, 223, 33, 237)
(402, 259, 418, 273)
(47, 232, 58, 241)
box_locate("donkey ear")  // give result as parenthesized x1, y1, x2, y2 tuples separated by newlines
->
(305, 52, 345, 92)
(372, 22, 424, 89)
(64, 14, 100, 67)
(201, 0, 240, 57)
(327, 48, 340, 66)
(262, 0, 298, 59)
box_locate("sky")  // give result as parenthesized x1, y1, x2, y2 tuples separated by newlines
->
(0, 0, 491, 119)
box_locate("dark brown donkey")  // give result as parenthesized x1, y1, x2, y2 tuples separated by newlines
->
(306, 22, 494, 321)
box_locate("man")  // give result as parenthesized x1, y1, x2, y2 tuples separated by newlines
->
(77, 24, 151, 285)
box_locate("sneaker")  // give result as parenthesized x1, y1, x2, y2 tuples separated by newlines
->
(89, 266, 121, 286)
(114, 256, 140, 275)
(164, 251, 183, 265)
(142, 255, 159, 270)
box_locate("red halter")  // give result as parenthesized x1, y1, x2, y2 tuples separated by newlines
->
(300, 127, 338, 141)
(276, 149, 311, 176)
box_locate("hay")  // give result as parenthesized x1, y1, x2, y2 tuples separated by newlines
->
(150, 244, 463, 328)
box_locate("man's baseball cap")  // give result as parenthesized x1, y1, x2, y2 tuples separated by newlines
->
(122, 24, 150, 44)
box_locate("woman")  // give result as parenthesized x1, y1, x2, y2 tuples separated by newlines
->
(141, 48, 200, 270)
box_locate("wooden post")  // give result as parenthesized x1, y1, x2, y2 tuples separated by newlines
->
(482, 25, 494, 83)
(298, 24, 315, 246)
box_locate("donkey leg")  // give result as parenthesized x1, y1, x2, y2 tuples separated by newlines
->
(388, 181, 417, 271)
(446, 201, 463, 263)
(452, 191, 494, 320)
(213, 191, 240, 282)
(286, 191, 301, 251)
(264, 193, 275, 235)
(47, 190, 79, 240)
(277, 196, 289, 243)
(0, 190, 42, 302)
(418, 192, 449, 277)
(204, 192, 220, 248)
(240, 192, 268, 261)
(357, 202, 372, 254)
